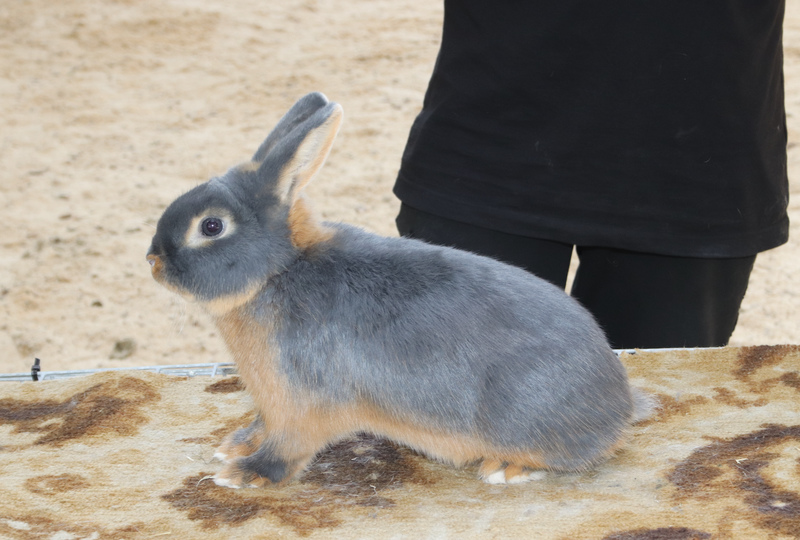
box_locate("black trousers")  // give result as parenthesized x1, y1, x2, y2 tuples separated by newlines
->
(396, 203, 756, 349)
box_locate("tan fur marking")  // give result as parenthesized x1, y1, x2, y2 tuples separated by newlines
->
(215, 308, 288, 424)
(147, 253, 162, 275)
(287, 196, 334, 249)
(356, 412, 489, 466)
(479, 459, 505, 478)
(201, 285, 263, 317)
(503, 464, 526, 481)
(344, 405, 553, 471)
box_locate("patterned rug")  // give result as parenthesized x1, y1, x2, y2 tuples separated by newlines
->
(1, 345, 799, 539)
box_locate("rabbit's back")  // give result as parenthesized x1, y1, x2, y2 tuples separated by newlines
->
(257, 223, 632, 469)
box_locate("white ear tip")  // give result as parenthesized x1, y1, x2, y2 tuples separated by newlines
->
(328, 104, 344, 127)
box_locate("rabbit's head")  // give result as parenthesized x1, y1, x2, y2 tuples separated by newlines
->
(147, 92, 342, 313)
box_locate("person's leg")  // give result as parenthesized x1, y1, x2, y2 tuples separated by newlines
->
(396, 203, 574, 288)
(570, 247, 756, 349)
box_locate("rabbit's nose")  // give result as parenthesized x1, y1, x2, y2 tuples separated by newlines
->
(146, 253, 162, 274)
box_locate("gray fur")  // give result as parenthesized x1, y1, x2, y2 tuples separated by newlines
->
(149, 92, 644, 473)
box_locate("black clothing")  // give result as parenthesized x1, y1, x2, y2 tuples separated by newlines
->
(571, 247, 755, 349)
(394, 0, 789, 257)
(397, 203, 755, 349)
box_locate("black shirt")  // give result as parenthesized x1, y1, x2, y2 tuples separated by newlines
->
(394, 0, 789, 257)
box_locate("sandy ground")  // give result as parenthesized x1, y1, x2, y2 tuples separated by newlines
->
(1, 0, 799, 374)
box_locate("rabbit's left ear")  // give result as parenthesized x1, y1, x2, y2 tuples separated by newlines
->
(257, 100, 343, 205)
(251, 92, 331, 163)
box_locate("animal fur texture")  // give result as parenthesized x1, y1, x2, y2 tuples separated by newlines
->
(147, 92, 651, 487)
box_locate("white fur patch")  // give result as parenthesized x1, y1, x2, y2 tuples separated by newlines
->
(213, 475, 240, 489)
(507, 473, 530, 485)
(507, 471, 547, 484)
(527, 471, 547, 481)
(484, 470, 507, 484)
(484, 469, 547, 485)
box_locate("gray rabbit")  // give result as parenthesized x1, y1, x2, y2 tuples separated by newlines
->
(147, 92, 652, 488)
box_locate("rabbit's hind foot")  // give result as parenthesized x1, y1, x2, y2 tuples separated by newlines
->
(479, 459, 548, 485)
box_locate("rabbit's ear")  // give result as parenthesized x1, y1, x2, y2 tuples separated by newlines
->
(258, 100, 343, 205)
(251, 92, 331, 163)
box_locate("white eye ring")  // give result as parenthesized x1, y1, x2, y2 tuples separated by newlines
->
(185, 210, 236, 248)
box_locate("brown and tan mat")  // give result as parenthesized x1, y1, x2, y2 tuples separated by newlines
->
(1, 345, 799, 539)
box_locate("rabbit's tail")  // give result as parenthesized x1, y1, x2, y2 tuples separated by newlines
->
(630, 387, 659, 424)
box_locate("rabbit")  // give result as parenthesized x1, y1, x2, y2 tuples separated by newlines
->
(147, 92, 653, 488)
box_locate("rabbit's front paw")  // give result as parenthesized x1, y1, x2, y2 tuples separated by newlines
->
(213, 448, 297, 489)
(214, 418, 265, 462)
(213, 460, 271, 489)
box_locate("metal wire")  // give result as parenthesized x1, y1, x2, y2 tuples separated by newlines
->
(0, 363, 237, 382)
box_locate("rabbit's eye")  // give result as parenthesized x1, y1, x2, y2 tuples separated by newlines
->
(201, 217, 224, 237)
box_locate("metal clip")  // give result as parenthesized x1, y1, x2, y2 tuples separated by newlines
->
(31, 358, 41, 381)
